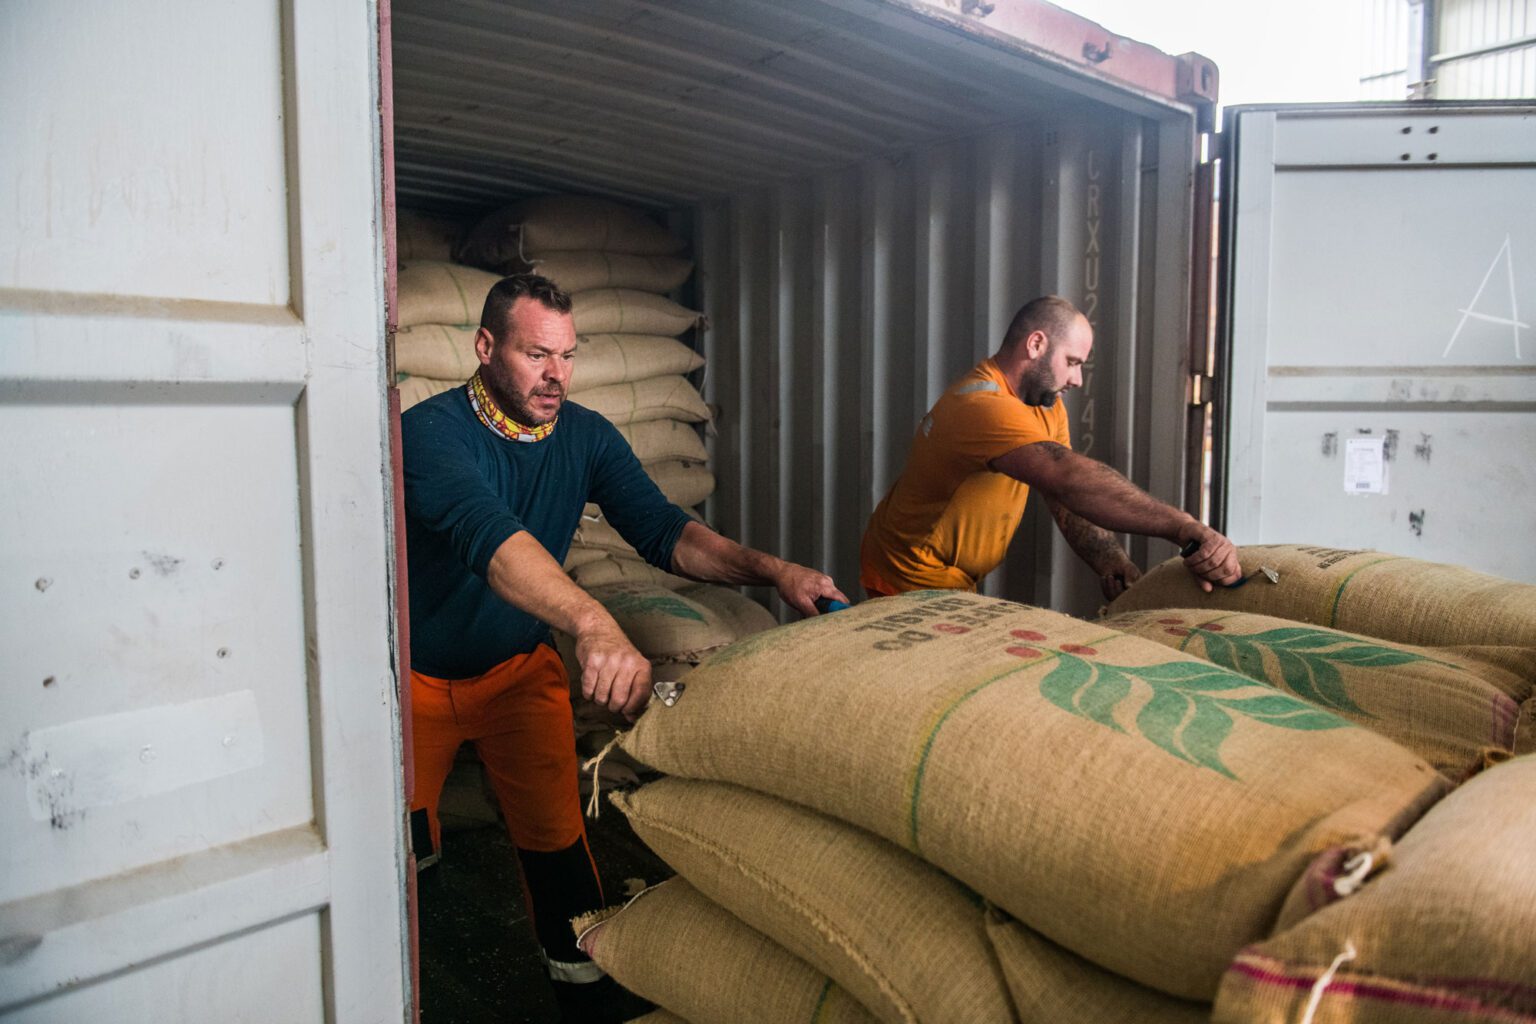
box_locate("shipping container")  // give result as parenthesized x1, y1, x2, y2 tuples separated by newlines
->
(3, 0, 1533, 1020)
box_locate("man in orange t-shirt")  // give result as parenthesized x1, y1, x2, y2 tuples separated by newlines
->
(861, 295, 1240, 600)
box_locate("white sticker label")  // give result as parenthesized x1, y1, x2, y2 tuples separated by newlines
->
(1344, 437, 1388, 495)
(24, 690, 264, 823)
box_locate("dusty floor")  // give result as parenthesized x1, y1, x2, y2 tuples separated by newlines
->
(416, 785, 670, 1023)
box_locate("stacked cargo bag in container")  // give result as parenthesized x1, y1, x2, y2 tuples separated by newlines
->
(1102, 609, 1536, 780)
(396, 208, 465, 262)
(618, 591, 1452, 999)
(525, 252, 694, 295)
(611, 776, 1187, 1024)
(455, 195, 687, 270)
(575, 878, 880, 1024)
(394, 259, 503, 409)
(1107, 545, 1536, 649)
(394, 323, 481, 381)
(569, 553, 691, 591)
(1213, 754, 1536, 1024)
(569, 375, 711, 426)
(568, 333, 704, 391)
(581, 582, 740, 666)
(618, 419, 710, 464)
(570, 289, 704, 337)
(671, 583, 777, 639)
(644, 459, 715, 510)
(982, 910, 1210, 1023)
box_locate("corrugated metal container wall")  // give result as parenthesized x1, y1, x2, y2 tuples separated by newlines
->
(1435, 0, 1536, 97)
(1360, 0, 1412, 98)
(391, 0, 1207, 619)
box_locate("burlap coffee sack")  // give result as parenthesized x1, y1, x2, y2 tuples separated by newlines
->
(583, 581, 737, 664)
(396, 260, 501, 326)
(570, 554, 690, 591)
(571, 334, 704, 391)
(570, 377, 711, 426)
(612, 777, 1018, 1023)
(984, 909, 1209, 1023)
(457, 196, 686, 270)
(617, 419, 709, 464)
(575, 879, 880, 1024)
(645, 459, 715, 510)
(397, 209, 463, 262)
(624, 1012, 689, 1024)
(673, 584, 777, 640)
(564, 543, 613, 571)
(1102, 608, 1536, 781)
(619, 591, 1451, 999)
(528, 252, 694, 295)
(1214, 754, 1536, 1024)
(1107, 545, 1536, 650)
(572, 289, 704, 337)
(395, 328, 703, 391)
(397, 374, 458, 412)
(395, 323, 479, 381)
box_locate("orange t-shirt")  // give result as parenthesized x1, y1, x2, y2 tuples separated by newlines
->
(860, 358, 1070, 593)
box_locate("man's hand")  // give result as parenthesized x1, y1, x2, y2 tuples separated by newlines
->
(773, 563, 850, 617)
(1094, 549, 1142, 601)
(574, 627, 653, 720)
(1176, 521, 1242, 592)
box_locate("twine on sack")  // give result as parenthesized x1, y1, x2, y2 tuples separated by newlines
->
(581, 732, 624, 819)
(1332, 850, 1376, 897)
(1300, 942, 1358, 1024)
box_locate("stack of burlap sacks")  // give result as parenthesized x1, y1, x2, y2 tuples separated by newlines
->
(576, 545, 1536, 1024)
(394, 198, 778, 806)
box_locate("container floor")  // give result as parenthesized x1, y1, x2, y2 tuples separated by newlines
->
(417, 793, 670, 1023)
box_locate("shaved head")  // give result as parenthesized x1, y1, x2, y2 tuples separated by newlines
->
(1001, 295, 1086, 351)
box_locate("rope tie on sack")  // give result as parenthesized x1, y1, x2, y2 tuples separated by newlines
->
(1332, 850, 1375, 898)
(581, 732, 624, 819)
(1300, 942, 1357, 1024)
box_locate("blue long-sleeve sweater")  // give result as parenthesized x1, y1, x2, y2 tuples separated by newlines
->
(402, 386, 692, 679)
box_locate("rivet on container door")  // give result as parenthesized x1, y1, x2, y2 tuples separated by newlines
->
(35, 577, 52, 592)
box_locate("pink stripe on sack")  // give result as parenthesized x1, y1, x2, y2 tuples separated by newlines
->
(1492, 693, 1521, 749)
(1229, 956, 1536, 1022)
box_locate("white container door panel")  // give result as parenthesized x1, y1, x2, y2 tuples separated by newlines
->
(1222, 103, 1536, 582)
(0, 1, 407, 1019)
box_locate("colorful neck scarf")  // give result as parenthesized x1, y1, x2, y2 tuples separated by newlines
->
(466, 371, 557, 443)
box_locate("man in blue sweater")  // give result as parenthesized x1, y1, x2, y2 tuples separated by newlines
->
(402, 274, 845, 1021)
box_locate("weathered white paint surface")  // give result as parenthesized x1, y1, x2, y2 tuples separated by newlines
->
(0, 0, 408, 1019)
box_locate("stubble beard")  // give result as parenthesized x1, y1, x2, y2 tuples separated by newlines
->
(1020, 363, 1060, 408)
(482, 363, 564, 426)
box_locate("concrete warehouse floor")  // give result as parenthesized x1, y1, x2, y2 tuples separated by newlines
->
(416, 782, 671, 1024)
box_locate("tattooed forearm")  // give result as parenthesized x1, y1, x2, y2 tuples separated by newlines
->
(1049, 499, 1128, 570)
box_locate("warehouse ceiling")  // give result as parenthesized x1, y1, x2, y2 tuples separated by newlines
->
(389, 0, 1128, 214)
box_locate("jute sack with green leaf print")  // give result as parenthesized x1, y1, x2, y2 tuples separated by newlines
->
(575, 878, 880, 1024)
(618, 591, 1452, 1000)
(611, 778, 1020, 1024)
(581, 581, 736, 663)
(395, 328, 703, 391)
(1213, 754, 1536, 1024)
(1106, 545, 1536, 650)
(673, 584, 777, 640)
(1101, 609, 1536, 781)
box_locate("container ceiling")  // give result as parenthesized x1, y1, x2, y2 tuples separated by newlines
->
(389, 0, 1154, 213)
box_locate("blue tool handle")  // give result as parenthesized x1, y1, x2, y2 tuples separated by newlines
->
(815, 597, 851, 614)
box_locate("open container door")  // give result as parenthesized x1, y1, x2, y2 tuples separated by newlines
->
(0, 2, 409, 1019)
(1216, 101, 1536, 582)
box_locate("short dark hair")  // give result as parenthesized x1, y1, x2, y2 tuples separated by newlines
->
(479, 274, 573, 335)
(1002, 295, 1083, 349)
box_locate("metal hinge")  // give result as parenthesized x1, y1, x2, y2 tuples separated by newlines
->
(1189, 373, 1215, 407)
